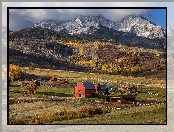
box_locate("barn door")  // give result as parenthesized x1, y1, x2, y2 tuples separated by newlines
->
(79, 90, 81, 97)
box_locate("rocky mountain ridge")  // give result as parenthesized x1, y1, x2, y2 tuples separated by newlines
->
(32, 15, 166, 39)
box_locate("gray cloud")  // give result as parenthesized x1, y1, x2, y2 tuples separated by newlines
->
(9, 10, 34, 30)
(3, 2, 155, 30)
(9, 9, 152, 31)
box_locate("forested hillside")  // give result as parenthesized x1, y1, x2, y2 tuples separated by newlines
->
(9, 26, 166, 76)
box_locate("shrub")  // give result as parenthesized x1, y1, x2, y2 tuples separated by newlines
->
(78, 107, 103, 116)
(23, 83, 38, 94)
(28, 113, 47, 124)
(9, 64, 23, 82)
(26, 107, 112, 124)
(9, 117, 26, 124)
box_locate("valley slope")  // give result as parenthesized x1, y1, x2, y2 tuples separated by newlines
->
(9, 26, 166, 76)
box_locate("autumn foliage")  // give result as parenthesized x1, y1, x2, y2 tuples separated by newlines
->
(26, 107, 110, 124)
(9, 64, 22, 82)
(78, 107, 104, 116)
(23, 83, 38, 94)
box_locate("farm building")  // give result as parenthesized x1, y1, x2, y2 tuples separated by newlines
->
(118, 86, 137, 93)
(104, 96, 127, 104)
(125, 86, 137, 93)
(73, 82, 96, 98)
(104, 95, 136, 104)
(94, 83, 112, 93)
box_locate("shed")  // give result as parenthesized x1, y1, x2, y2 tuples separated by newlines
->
(121, 95, 136, 102)
(104, 96, 127, 104)
(95, 84, 112, 93)
(104, 95, 136, 104)
(125, 86, 137, 93)
(73, 82, 96, 98)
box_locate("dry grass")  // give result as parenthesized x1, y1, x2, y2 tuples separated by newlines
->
(52, 104, 166, 124)
(8, 67, 166, 124)
(9, 99, 166, 124)
(22, 67, 166, 88)
(9, 100, 110, 124)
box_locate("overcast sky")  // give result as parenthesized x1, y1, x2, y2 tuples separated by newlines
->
(2, 2, 169, 31)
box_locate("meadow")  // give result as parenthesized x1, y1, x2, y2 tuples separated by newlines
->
(9, 67, 166, 124)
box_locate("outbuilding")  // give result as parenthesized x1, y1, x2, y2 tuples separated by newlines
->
(73, 82, 96, 98)
(104, 95, 136, 104)
(104, 96, 127, 104)
(118, 86, 137, 93)
(94, 83, 112, 93)
(125, 86, 137, 93)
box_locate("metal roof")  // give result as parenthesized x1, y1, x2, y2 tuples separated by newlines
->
(110, 96, 122, 99)
(82, 82, 95, 90)
(100, 84, 111, 89)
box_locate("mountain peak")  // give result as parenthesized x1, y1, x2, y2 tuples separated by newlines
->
(31, 15, 166, 39)
(115, 14, 165, 39)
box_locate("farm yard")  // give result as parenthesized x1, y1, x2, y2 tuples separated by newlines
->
(9, 67, 166, 124)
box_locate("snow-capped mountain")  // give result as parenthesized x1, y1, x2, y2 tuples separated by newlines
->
(32, 15, 115, 34)
(113, 15, 166, 39)
(63, 15, 114, 34)
(32, 19, 65, 31)
(31, 15, 166, 39)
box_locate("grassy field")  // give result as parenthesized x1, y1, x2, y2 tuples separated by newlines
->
(22, 67, 166, 88)
(8, 67, 166, 124)
(9, 80, 166, 102)
(9, 89, 166, 125)
(52, 104, 166, 124)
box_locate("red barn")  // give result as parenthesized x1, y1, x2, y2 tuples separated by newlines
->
(73, 82, 96, 98)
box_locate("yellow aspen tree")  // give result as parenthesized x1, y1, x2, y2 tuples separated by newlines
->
(9, 64, 22, 82)
(79, 47, 84, 55)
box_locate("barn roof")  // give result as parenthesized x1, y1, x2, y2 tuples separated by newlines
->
(100, 84, 111, 89)
(82, 82, 95, 90)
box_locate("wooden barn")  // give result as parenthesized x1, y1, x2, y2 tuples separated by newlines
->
(73, 82, 96, 98)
